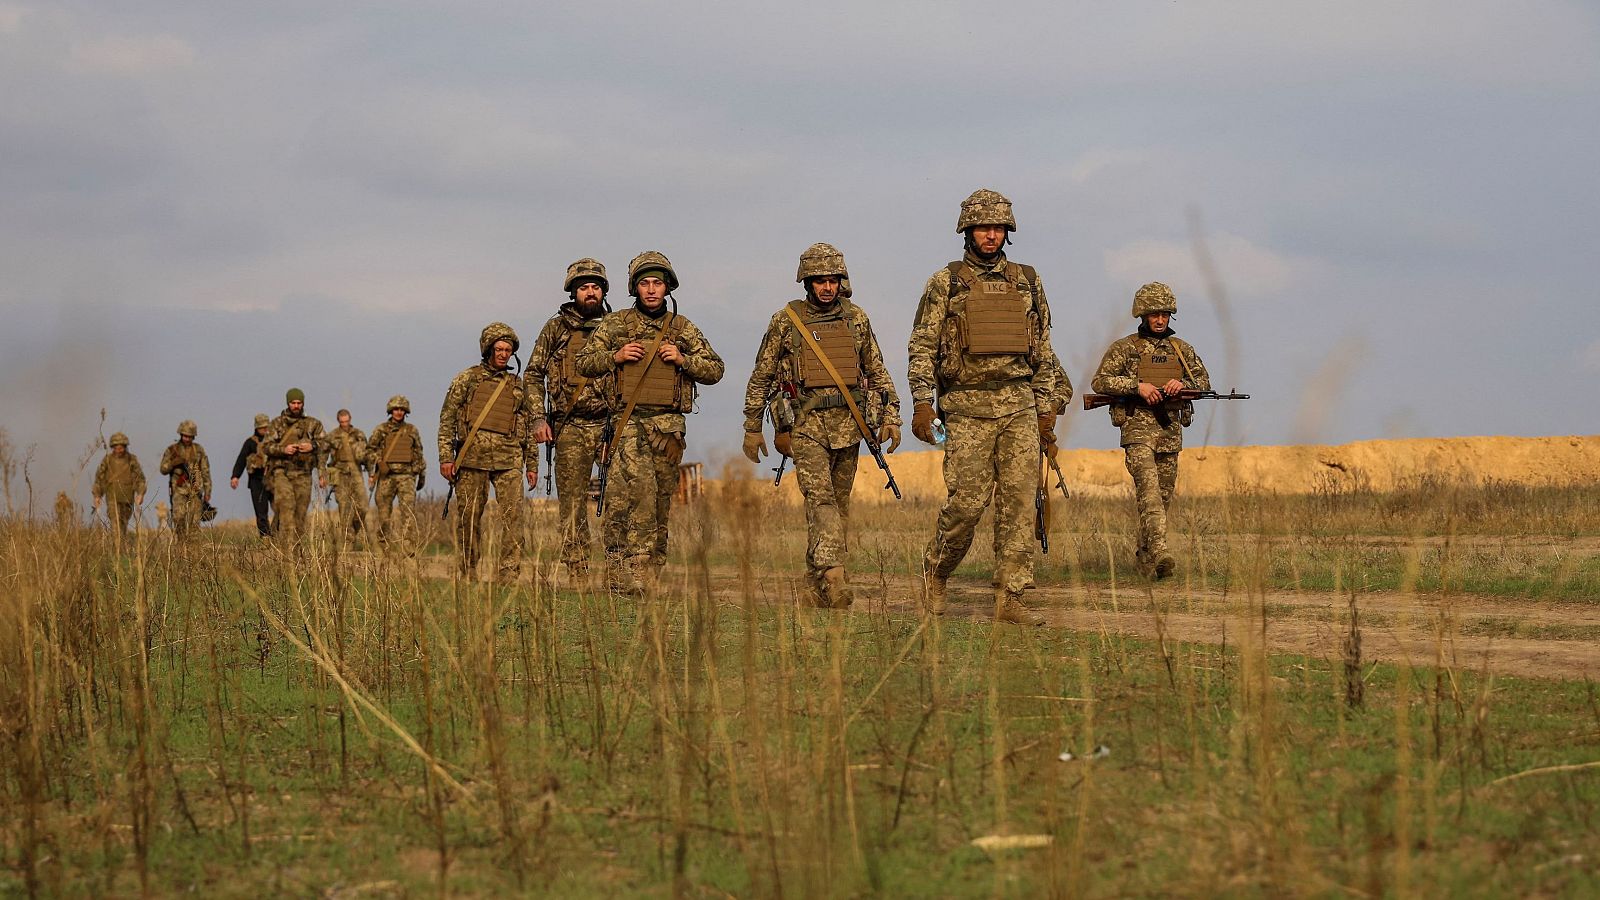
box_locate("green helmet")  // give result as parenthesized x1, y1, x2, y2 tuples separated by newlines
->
(627, 250, 679, 296)
(109, 432, 129, 447)
(956, 188, 1016, 233)
(253, 413, 270, 429)
(387, 394, 411, 413)
(479, 321, 520, 356)
(795, 242, 848, 283)
(1132, 282, 1177, 317)
(177, 420, 198, 438)
(564, 257, 609, 294)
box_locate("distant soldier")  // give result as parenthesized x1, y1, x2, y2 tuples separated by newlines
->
(526, 257, 618, 587)
(742, 243, 901, 608)
(908, 189, 1063, 625)
(367, 395, 426, 553)
(439, 323, 541, 582)
(266, 388, 326, 542)
(323, 409, 370, 541)
(159, 420, 211, 539)
(576, 251, 724, 594)
(1090, 282, 1211, 579)
(92, 432, 147, 542)
(230, 413, 275, 537)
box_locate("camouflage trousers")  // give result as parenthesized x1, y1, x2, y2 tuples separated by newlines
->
(454, 467, 525, 581)
(171, 487, 201, 538)
(329, 468, 368, 540)
(923, 408, 1037, 595)
(1124, 445, 1179, 555)
(793, 433, 859, 580)
(106, 498, 135, 540)
(601, 419, 683, 569)
(554, 418, 607, 569)
(272, 469, 314, 542)
(373, 473, 418, 552)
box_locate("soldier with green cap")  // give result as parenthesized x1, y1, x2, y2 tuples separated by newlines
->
(93, 432, 147, 542)
(230, 413, 275, 537)
(322, 408, 370, 543)
(266, 388, 326, 543)
(907, 189, 1064, 626)
(525, 257, 619, 587)
(1091, 282, 1211, 579)
(576, 251, 724, 594)
(742, 243, 901, 609)
(367, 395, 426, 553)
(159, 420, 212, 539)
(439, 323, 542, 582)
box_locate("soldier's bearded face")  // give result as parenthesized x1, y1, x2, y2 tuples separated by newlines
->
(289, 400, 305, 415)
(1143, 312, 1171, 334)
(574, 281, 605, 312)
(491, 340, 514, 369)
(968, 224, 1006, 256)
(635, 277, 667, 310)
(112, 445, 127, 455)
(809, 276, 840, 305)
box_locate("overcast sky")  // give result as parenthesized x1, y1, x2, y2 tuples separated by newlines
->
(2, 1, 1597, 519)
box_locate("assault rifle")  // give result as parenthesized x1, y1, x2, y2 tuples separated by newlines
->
(772, 452, 788, 486)
(441, 437, 462, 520)
(769, 382, 797, 487)
(1045, 453, 1070, 500)
(1082, 389, 1250, 411)
(861, 389, 902, 501)
(593, 417, 616, 517)
(1035, 456, 1050, 554)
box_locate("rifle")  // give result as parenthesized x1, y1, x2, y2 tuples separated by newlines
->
(768, 382, 797, 487)
(1045, 453, 1070, 500)
(772, 454, 788, 486)
(1082, 389, 1250, 411)
(1035, 459, 1050, 554)
(593, 418, 615, 517)
(861, 389, 902, 501)
(441, 438, 462, 520)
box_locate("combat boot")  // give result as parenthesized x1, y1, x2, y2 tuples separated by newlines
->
(1152, 551, 1176, 580)
(821, 566, 853, 610)
(922, 570, 947, 616)
(995, 588, 1045, 627)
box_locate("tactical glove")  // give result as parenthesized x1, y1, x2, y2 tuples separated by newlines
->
(742, 431, 768, 464)
(774, 431, 793, 459)
(912, 403, 936, 444)
(878, 424, 902, 453)
(1038, 414, 1057, 451)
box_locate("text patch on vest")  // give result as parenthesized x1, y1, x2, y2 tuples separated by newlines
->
(465, 377, 518, 435)
(963, 278, 1030, 355)
(1138, 349, 1185, 387)
(797, 317, 859, 388)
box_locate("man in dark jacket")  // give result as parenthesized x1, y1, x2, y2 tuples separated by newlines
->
(230, 413, 275, 537)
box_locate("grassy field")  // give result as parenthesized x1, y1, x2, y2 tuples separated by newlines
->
(3, 471, 1599, 897)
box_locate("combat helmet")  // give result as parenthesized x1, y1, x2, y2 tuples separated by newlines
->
(253, 413, 270, 429)
(796, 243, 849, 283)
(479, 321, 520, 357)
(1131, 282, 1178, 317)
(177, 420, 198, 438)
(109, 432, 129, 447)
(564, 258, 609, 294)
(956, 189, 1016, 233)
(387, 394, 411, 413)
(627, 250, 680, 296)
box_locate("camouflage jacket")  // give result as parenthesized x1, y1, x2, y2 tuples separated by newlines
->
(93, 452, 146, 504)
(1041, 353, 1075, 415)
(266, 410, 326, 476)
(524, 302, 615, 422)
(575, 306, 725, 435)
(743, 296, 901, 450)
(1091, 330, 1211, 451)
(159, 442, 211, 496)
(323, 425, 369, 477)
(438, 361, 538, 472)
(907, 250, 1061, 419)
(365, 420, 426, 476)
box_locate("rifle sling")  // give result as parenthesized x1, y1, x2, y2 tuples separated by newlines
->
(782, 305, 874, 446)
(451, 376, 512, 474)
(607, 313, 677, 459)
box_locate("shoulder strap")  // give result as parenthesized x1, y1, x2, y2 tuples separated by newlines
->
(451, 375, 511, 471)
(782, 305, 873, 444)
(1167, 337, 1199, 382)
(607, 312, 677, 454)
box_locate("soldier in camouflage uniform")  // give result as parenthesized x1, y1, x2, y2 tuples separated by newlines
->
(1091, 282, 1211, 579)
(322, 409, 370, 542)
(229, 414, 275, 537)
(742, 243, 901, 608)
(159, 420, 212, 539)
(908, 189, 1063, 626)
(439, 323, 541, 581)
(526, 258, 618, 587)
(266, 388, 326, 543)
(367, 395, 426, 554)
(576, 251, 724, 594)
(92, 432, 146, 542)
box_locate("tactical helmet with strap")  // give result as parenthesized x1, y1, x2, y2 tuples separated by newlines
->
(387, 394, 411, 413)
(1132, 282, 1177, 317)
(564, 257, 609, 294)
(177, 420, 198, 438)
(479, 321, 520, 357)
(795, 243, 849, 283)
(627, 250, 680, 296)
(956, 189, 1016, 233)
